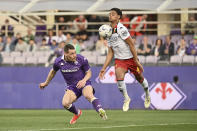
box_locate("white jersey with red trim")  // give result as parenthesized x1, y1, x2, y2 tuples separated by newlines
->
(107, 22, 133, 59)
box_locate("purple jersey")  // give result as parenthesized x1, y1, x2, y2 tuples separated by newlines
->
(53, 54, 91, 87)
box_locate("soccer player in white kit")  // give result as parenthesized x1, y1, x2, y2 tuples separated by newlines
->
(99, 8, 151, 111)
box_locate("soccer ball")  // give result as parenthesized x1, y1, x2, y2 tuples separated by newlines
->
(99, 24, 112, 38)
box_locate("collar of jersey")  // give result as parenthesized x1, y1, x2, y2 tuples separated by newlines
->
(61, 55, 67, 63)
(112, 23, 118, 34)
(61, 55, 78, 63)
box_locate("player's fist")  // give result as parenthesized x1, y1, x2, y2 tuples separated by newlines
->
(99, 69, 106, 80)
(135, 60, 144, 72)
(77, 80, 86, 89)
(39, 82, 48, 90)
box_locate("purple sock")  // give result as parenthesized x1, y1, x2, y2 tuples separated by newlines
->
(67, 104, 78, 115)
(92, 98, 102, 112)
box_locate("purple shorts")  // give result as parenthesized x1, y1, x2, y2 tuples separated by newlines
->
(66, 80, 95, 98)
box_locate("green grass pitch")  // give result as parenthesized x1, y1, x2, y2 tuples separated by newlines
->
(0, 110, 197, 131)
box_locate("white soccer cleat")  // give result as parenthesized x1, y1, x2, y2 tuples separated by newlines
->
(144, 93, 151, 108)
(123, 97, 131, 112)
(98, 108, 107, 120)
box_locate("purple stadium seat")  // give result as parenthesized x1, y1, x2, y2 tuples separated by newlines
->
(14, 56, 26, 65)
(26, 56, 38, 65)
(145, 55, 158, 64)
(138, 55, 146, 64)
(22, 52, 33, 57)
(182, 55, 195, 64)
(97, 56, 106, 65)
(10, 51, 22, 57)
(38, 56, 48, 64)
(2, 56, 14, 65)
(170, 55, 182, 64)
(1, 52, 10, 57)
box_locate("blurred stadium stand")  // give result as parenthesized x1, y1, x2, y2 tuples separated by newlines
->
(0, 0, 197, 67)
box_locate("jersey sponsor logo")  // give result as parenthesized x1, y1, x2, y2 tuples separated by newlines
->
(141, 82, 187, 110)
(61, 67, 79, 73)
(95, 66, 135, 83)
(121, 30, 128, 36)
(109, 34, 118, 44)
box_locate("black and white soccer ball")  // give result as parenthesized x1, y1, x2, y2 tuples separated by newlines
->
(99, 24, 112, 38)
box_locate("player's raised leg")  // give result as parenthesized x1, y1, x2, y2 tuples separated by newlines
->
(115, 67, 131, 112)
(62, 90, 82, 124)
(135, 73, 151, 108)
(82, 85, 107, 120)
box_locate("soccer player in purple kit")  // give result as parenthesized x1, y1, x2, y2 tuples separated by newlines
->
(39, 44, 107, 124)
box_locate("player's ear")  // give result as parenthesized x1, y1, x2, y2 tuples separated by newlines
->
(64, 52, 68, 56)
(118, 15, 120, 19)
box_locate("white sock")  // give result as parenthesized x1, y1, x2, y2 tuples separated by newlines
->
(117, 80, 129, 100)
(90, 97, 97, 103)
(141, 78, 149, 95)
(141, 78, 149, 88)
(68, 104, 72, 109)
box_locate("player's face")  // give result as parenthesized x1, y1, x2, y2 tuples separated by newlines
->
(65, 49, 77, 62)
(109, 11, 120, 22)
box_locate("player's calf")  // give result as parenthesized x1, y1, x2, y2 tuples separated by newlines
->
(140, 78, 151, 108)
(91, 97, 108, 120)
(64, 104, 79, 115)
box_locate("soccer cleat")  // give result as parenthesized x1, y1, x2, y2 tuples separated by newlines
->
(98, 108, 107, 120)
(122, 97, 131, 112)
(144, 93, 151, 108)
(69, 110, 82, 124)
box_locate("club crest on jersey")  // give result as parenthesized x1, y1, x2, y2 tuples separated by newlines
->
(60, 62, 64, 66)
(121, 30, 128, 36)
(74, 61, 78, 65)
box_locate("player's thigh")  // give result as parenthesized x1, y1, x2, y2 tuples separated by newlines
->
(82, 85, 94, 102)
(134, 72, 144, 83)
(115, 67, 127, 80)
(62, 89, 77, 106)
(129, 64, 144, 83)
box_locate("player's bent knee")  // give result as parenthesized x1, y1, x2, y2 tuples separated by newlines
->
(84, 94, 94, 102)
(62, 100, 71, 108)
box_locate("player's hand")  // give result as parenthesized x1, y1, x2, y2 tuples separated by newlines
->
(39, 82, 48, 90)
(77, 80, 86, 89)
(135, 59, 144, 72)
(99, 69, 106, 80)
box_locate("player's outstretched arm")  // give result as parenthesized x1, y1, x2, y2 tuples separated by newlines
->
(125, 37, 144, 72)
(99, 47, 114, 80)
(39, 69, 57, 89)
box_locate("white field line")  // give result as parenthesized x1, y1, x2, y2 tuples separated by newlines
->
(7, 122, 197, 131)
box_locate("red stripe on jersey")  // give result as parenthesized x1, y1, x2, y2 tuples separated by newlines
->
(125, 36, 131, 40)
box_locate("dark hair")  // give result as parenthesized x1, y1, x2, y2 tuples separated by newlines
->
(110, 8, 122, 18)
(42, 38, 46, 41)
(173, 75, 179, 83)
(64, 44, 75, 53)
(155, 38, 163, 46)
(166, 35, 171, 40)
(18, 37, 24, 41)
